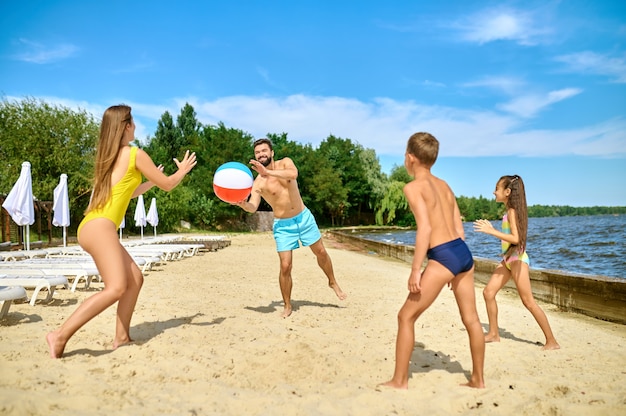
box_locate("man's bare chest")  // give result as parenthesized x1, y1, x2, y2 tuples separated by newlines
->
(258, 177, 289, 197)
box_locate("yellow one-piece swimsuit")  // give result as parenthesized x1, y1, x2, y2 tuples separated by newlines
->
(77, 146, 142, 239)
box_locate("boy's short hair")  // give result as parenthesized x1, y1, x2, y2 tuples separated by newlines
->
(253, 138, 273, 150)
(407, 132, 439, 167)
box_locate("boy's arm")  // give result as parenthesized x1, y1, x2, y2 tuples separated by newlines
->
(404, 182, 431, 293)
(453, 198, 465, 240)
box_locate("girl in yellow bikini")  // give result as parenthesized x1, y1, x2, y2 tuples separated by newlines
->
(473, 175, 559, 350)
(47, 105, 196, 358)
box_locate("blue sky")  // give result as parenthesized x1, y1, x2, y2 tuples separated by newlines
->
(1, 0, 625, 207)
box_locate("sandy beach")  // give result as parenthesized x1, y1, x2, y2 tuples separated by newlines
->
(1, 232, 625, 415)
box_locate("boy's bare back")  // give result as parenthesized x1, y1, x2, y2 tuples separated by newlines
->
(405, 172, 464, 249)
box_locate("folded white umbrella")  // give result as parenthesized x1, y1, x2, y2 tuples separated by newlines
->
(52, 174, 70, 247)
(119, 216, 125, 241)
(146, 198, 159, 237)
(134, 195, 146, 239)
(2, 161, 35, 250)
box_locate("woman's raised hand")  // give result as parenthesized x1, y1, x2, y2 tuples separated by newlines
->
(174, 150, 197, 174)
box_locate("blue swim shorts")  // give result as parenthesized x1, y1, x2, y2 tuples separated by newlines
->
(427, 238, 474, 276)
(273, 207, 322, 252)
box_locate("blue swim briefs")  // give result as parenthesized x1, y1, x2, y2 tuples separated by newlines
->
(427, 238, 474, 276)
(273, 207, 322, 252)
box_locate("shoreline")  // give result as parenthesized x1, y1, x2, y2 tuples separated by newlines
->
(1, 232, 625, 415)
(327, 228, 626, 325)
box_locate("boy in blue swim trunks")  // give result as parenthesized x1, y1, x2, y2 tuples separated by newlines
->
(235, 138, 347, 318)
(379, 132, 485, 389)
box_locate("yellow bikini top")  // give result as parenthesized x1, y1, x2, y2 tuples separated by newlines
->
(80, 146, 142, 231)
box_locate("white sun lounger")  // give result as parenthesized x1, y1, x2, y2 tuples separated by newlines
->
(124, 246, 183, 261)
(0, 262, 100, 292)
(153, 243, 204, 257)
(47, 249, 159, 272)
(0, 286, 27, 319)
(0, 274, 69, 306)
(0, 249, 54, 260)
(44, 254, 159, 273)
(0, 252, 27, 261)
(124, 243, 204, 260)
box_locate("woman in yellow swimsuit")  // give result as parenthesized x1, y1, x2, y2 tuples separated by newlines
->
(47, 105, 196, 358)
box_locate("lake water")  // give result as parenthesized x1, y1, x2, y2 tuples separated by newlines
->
(353, 215, 626, 279)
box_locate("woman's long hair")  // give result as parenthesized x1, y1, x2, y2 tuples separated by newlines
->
(500, 174, 528, 255)
(85, 105, 132, 214)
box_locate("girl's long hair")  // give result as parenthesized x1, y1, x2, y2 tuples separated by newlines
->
(85, 105, 132, 214)
(500, 174, 528, 255)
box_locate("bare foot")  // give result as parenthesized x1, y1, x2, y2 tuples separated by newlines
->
(329, 282, 347, 301)
(541, 341, 560, 351)
(461, 377, 485, 388)
(377, 380, 408, 390)
(484, 334, 500, 343)
(112, 337, 133, 350)
(46, 331, 66, 359)
(281, 306, 292, 318)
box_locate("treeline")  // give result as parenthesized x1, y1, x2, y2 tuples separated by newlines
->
(527, 205, 626, 218)
(456, 195, 626, 222)
(1, 97, 623, 234)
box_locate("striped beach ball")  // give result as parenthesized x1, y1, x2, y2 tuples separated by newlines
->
(213, 162, 254, 203)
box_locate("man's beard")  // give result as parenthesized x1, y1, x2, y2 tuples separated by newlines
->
(259, 156, 272, 167)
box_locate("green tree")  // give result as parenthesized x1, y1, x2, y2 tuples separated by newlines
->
(147, 111, 180, 172)
(194, 122, 256, 228)
(317, 135, 368, 224)
(389, 164, 411, 183)
(360, 148, 387, 207)
(0, 97, 99, 229)
(142, 109, 194, 232)
(375, 164, 413, 225)
(375, 180, 407, 225)
(177, 103, 201, 149)
(357, 147, 387, 225)
(310, 165, 348, 226)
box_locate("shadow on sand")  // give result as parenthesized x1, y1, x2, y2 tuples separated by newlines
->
(244, 299, 343, 314)
(62, 313, 226, 357)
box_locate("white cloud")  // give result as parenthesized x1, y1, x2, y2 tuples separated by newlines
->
(498, 88, 582, 118)
(13, 39, 78, 64)
(463, 76, 526, 95)
(555, 51, 626, 83)
(5, 95, 163, 143)
(462, 76, 582, 118)
(421, 80, 447, 88)
(12, 94, 626, 162)
(451, 7, 551, 46)
(172, 94, 623, 159)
